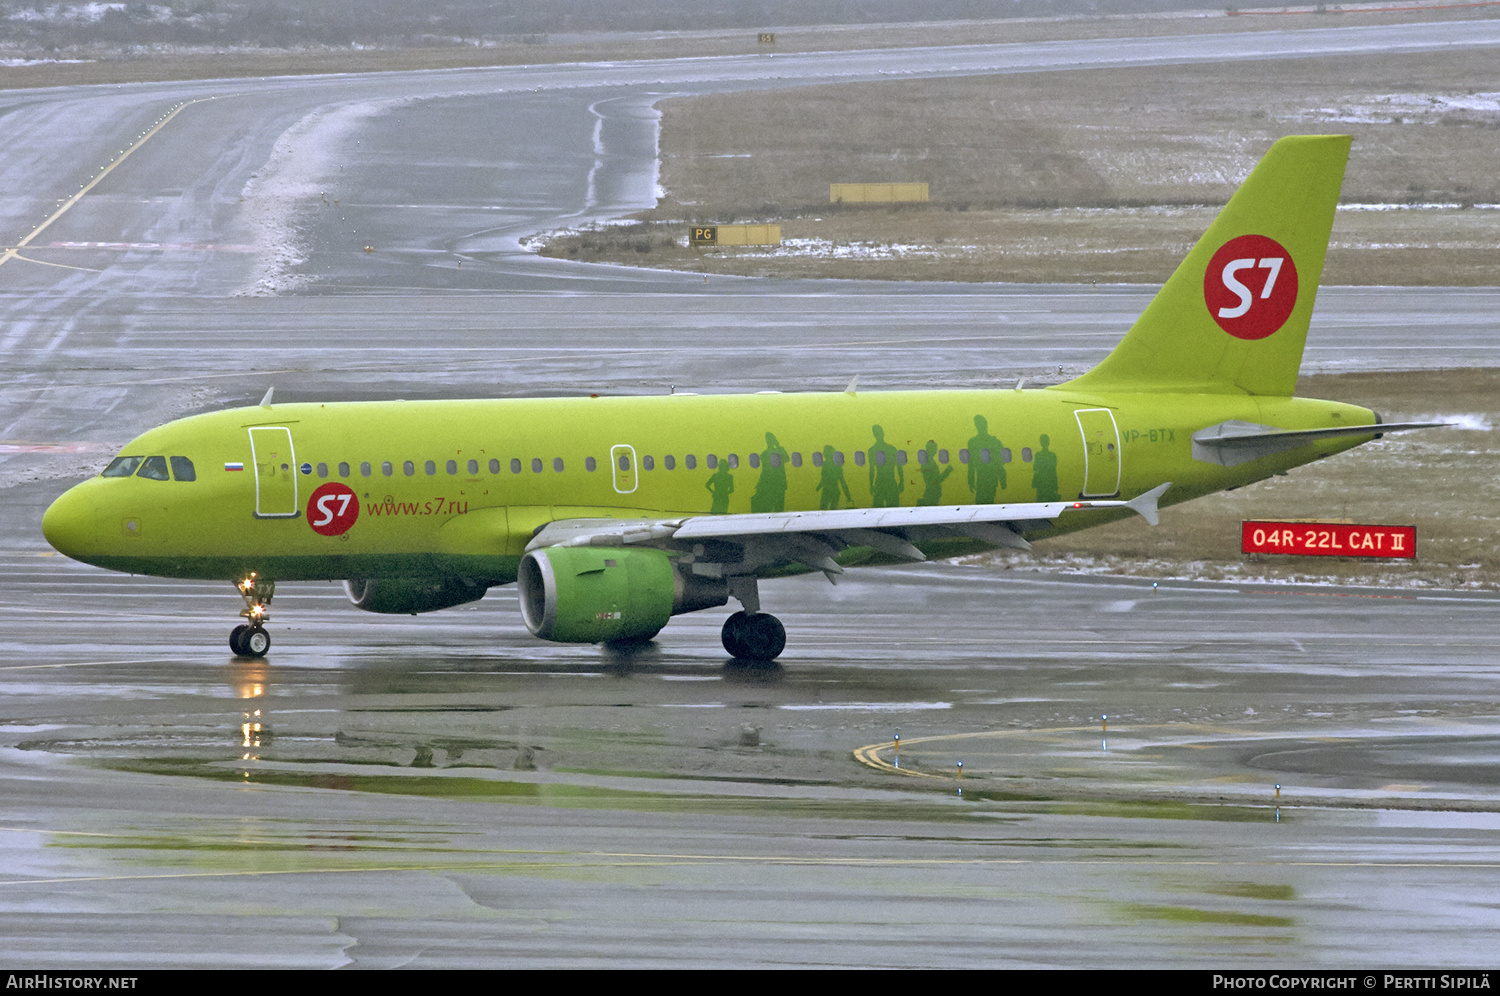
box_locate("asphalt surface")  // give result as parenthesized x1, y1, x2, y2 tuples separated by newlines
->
(1, 18, 1499, 968)
(4, 561, 1500, 967)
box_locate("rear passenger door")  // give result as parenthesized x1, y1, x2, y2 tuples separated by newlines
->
(1074, 409, 1121, 498)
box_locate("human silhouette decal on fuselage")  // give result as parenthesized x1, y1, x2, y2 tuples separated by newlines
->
(1031, 434, 1061, 502)
(867, 425, 903, 507)
(815, 445, 852, 510)
(917, 440, 952, 506)
(750, 433, 789, 513)
(705, 458, 734, 514)
(967, 415, 1006, 504)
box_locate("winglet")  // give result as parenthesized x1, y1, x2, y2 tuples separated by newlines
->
(1126, 482, 1170, 526)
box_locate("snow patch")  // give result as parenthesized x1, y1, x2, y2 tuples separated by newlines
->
(6, 3, 126, 24)
(1340, 203, 1500, 212)
(234, 98, 410, 296)
(1292, 92, 1500, 125)
(726, 237, 984, 261)
(0, 57, 90, 66)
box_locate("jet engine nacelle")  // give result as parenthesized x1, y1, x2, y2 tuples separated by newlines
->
(518, 546, 728, 643)
(344, 576, 488, 615)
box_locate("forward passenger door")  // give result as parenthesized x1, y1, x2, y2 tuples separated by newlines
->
(248, 426, 299, 517)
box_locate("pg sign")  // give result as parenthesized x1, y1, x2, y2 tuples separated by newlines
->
(690, 226, 717, 245)
(1242, 521, 1416, 559)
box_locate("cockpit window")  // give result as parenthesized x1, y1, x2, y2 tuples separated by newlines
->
(136, 455, 171, 481)
(169, 456, 196, 482)
(101, 456, 143, 478)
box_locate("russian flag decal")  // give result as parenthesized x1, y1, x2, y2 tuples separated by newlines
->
(224, 462, 244, 472)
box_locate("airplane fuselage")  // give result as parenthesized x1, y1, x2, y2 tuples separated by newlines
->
(42, 387, 1377, 584)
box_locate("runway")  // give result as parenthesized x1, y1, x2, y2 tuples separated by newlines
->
(1, 17, 1499, 967)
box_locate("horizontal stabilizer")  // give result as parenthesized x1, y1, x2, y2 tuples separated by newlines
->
(1191, 420, 1448, 467)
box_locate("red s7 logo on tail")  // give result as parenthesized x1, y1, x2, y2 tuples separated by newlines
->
(307, 482, 359, 536)
(1204, 234, 1298, 340)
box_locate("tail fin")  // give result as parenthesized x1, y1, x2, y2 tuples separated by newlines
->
(1062, 135, 1350, 397)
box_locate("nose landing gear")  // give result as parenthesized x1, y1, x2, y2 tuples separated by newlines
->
(230, 574, 274, 658)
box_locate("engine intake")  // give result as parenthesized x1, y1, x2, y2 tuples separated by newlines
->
(519, 546, 727, 643)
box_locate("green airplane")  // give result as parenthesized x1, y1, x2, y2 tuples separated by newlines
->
(41, 134, 1439, 663)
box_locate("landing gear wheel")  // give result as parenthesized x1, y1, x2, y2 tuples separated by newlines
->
(231, 625, 270, 658)
(721, 611, 786, 662)
(241, 626, 270, 658)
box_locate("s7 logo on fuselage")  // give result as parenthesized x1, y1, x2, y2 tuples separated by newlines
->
(306, 482, 359, 536)
(1204, 234, 1299, 341)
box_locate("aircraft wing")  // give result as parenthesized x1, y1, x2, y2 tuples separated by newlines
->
(527, 483, 1169, 574)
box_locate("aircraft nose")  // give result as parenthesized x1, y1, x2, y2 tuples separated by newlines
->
(42, 484, 95, 561)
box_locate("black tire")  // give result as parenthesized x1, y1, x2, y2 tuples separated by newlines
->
(229, 624, 249, 655)
(721, 611, 750, 658)
(242, 626, 271, 658)
(722, 611, 785, 662)
(742, 613, 785, 661)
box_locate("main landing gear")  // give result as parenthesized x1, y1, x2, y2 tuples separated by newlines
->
(721, 611, 785, 662)
(230, 573, 274, 659)
(721, 577, 785, 663)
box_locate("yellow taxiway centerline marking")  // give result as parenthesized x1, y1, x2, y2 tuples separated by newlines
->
(853, 722, 1302, 779)
(0, 98, 209, 270)
(5, 253, 102, 272)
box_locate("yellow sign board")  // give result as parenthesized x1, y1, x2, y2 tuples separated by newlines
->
(830, 182, 930, 204)
(690, 224, 781, 247)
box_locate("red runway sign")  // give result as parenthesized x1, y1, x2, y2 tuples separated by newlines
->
(1242, 521, 1416, 559)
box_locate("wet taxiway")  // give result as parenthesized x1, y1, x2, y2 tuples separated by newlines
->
(2, 18, 1499, 967)
(3, 558, 1500, 966)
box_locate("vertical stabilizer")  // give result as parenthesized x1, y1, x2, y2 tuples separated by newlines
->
(1062, 135, 1350, 397)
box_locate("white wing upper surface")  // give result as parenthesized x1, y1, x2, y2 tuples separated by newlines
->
(525, 483, 1169, 576)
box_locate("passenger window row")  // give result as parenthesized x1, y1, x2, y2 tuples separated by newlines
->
(291, 443, 1025, 481)
(101, 455, 196, 482)
(102, 437, 1031, 490)
(301, 457, 572, 479)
